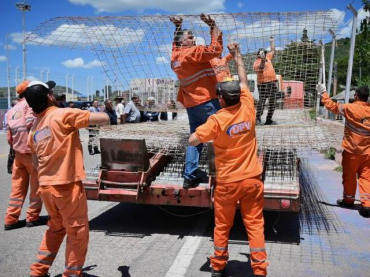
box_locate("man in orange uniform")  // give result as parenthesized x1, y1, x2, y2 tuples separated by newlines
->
(253, 36, 278, 125)
(170, 13, 223, 188)
(25, 81, 110, 277)
(210, 52, 233, 82)
(4, 80, 43, 231)
(189, 42, 268, 277)
(317, 84, 370, 218)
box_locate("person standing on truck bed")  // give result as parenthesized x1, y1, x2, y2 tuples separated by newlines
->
(189, 42, 268, 277)
(317, 84, 370, 218)
(253, 36, 278, 125)
(25, 81, 110, 277)
(170, 13, 222, 189)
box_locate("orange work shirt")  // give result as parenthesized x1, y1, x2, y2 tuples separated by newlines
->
(321, 92, 370, 155)
(7, 98, 36, 154)
(210, 53, 233, 82)
(253, 52, 277, 84)
(195, 87, 263, 183)
(28, 106, 91, 186)
(171, 32, 223, 108)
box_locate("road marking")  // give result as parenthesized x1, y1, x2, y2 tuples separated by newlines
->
(165, 235, 203, 277)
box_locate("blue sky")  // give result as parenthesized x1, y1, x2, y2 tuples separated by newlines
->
(0, 0, 367, 97)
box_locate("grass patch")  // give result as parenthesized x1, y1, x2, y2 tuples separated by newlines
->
(334, 166, 343, 172)
(309, 108, 316, 120)
(321, 147, 337, 160)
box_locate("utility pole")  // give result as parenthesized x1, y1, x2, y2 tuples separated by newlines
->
(345, 4, 358, 105)
(71, 74, 75, 101)
(6, 34, 11, 108)
(16, 2, 31, 80)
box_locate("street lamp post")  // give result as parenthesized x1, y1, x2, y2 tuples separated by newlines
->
(16, 2, 31, 80)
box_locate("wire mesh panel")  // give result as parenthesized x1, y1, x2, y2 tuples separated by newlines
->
(26, 12, 341, 107)
(27, 12, 343, 194)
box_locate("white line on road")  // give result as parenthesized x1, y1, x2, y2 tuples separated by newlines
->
(165, 235, 203, 277)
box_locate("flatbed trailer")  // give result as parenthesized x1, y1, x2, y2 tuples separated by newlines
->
(83, 136, 300, 212)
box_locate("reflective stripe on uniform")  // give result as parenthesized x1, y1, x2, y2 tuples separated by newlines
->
(250, 247, 266, 252)
(344, 194, 355, 199)
(9, 203, 22, 207)
(345, 121, 370, 136)
(251, 257, 266, 263)
(212, 255, 228, 261)
(214, 245, 227, 251)
(65, 265, 83, 271)
(9, 198, 24, 202)
(37, 259, 53, 265)
(360, 193, 370, 200)
(38, 251, 57, 258)
(179, 68, 216, 87)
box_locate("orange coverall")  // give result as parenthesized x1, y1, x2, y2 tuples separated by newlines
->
(210, 53, 233, 82)
(4, 97, 42, 225)
(321, 92, 370, 208)
(28, 107, 91, 277)
(171, 31, 223, 108)
(195, 87, 268, 276)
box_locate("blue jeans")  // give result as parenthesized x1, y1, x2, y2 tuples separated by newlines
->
(184, 99, 221, 180)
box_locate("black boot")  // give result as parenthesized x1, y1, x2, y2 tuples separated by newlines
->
(94, 147, 101, 154)
(359, 207, 370, 218)
(88, 145, 94, 155)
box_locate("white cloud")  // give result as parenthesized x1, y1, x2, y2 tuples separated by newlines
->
(69, 0, 225, 13)
(156, 56, 169, 64)
(7, 44, 18, 50)
(0, 56, 7, 62)
(237, 2, 244, 8)
(26, 24, 145, 49)
(62, 57, 104, 68)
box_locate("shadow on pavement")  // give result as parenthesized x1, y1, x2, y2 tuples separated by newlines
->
(117, 265, 131, 277)
(199, 256, 253, 277)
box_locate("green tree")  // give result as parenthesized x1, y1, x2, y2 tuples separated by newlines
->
(274, 29, 320, 107)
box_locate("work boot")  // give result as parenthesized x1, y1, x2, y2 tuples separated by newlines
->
(26, 216, 49, 228)
(94, 147, 101, 154)
(183, 178, 200, 189)
(359, 207, 370, 218)
(4, 220, 26, 231)
(337, 199, 354, 208)
(211, 268, 225, 277)
(88, 145, 94, 155)
(265, 119, 277, 125)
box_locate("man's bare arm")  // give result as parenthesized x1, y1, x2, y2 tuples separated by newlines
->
(200, 13, 221, 38)
(189, 132, 201, 146)
(89, 112, 110, 126)
(170, 16, 182, 33)
(228, 42, 247, 89)
(270, 36, 275, 55)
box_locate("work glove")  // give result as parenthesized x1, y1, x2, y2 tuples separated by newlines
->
(316, 83, 327, 94)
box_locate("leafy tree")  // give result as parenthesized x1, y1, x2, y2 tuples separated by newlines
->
(274, 29, 320, 107)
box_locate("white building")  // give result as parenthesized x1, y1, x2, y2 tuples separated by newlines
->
(129, 78, 176, 104)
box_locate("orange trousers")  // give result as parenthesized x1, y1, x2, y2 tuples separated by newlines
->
(211, 176, 268, 276)
(4, 152, 42, 225)
(30, 181, 89, 277)
(342, 150, 370, 207)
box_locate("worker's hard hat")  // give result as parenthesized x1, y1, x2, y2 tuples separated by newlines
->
(216, 80, 241, 100)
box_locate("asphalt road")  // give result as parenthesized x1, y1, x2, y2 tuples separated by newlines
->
(0, 129, 368, 277)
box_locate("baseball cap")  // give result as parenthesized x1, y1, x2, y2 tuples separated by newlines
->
(216, 80, 241, 100)
(16, 80, 30, 94)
